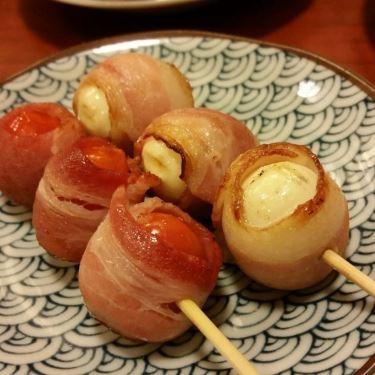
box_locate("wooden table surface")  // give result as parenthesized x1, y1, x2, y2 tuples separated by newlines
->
(1, 0, 375, 86)
(0, 0, 374, 374)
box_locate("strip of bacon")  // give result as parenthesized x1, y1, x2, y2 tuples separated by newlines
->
(79, 186, 223, 342)
(134, 107, 258, 217)
(32, 136, 157, 263)
(72, 52, 194, 154)
(212, 142, 349, 290)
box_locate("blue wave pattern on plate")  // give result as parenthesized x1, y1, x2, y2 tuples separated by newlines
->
(0, 36, 374, 374)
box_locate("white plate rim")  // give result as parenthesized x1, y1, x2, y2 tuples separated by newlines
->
(48, 0, 211, 10)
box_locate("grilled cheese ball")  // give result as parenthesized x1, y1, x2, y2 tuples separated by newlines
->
(212, 142, 349, 290)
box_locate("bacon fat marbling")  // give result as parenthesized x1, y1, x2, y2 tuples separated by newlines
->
(212, 142, 349, 290)
(79, 186, 223, 342)
(72, 52, 194, 153)
(134, 107, 258, 216)
(32, 136, 157, 263)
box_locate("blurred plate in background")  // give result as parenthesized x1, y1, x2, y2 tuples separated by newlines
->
(49, 0, 210, 10)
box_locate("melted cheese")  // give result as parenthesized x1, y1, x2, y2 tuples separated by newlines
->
(75, 85, 111, 138)
(141, 137, 186, 202)
(241, 161, 317, 228)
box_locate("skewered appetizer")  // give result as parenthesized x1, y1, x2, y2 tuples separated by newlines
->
(134, 107, 258, 217)
(72, 52, 194, 153)
(79, 185, 223, 342)
(0, 102, 86, 206)
(32, 136, 158, 263)
(212, 142, 349, 290)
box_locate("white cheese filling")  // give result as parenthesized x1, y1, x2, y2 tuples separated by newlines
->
(241, 161, 317, 228)
(141, 137, 186, 202)
(75, 85, 111, 138)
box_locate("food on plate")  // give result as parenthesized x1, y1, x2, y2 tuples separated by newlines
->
(134, 107, 258, 217)
(0, 102, 86, 206)
(72, 52, 194, 153)
(79, 185, 223, 342)
(212, 142, 349, 290)
(32, 136, 158, 263)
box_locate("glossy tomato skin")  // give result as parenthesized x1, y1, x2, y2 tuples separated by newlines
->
(77, 136, 128, 175)
(143, 212, 206, 259)
(0, 102, 86, 206)
(2, 106, 61, 136)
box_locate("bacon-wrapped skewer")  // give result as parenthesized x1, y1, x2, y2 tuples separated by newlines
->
(212, 142, 350, 290)
(0, 102, 86, 206)
(32, 136, 158, 263)
(134, 107, 258, 217)
(72, 52, 194, 153)
(79, 185, 223, 342)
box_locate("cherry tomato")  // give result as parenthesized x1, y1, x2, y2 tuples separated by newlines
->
(2, 108, 60, 135)
(78, 138, 128, 174)
(143, 212, 206, 259)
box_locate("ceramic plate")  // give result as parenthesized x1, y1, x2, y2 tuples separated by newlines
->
(49, 0, 208, 10)
(0, 31, 374, 375)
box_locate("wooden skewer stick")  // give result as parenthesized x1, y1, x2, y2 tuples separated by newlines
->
(322, 249, 375, 297)
(177, 299, 260, 375)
